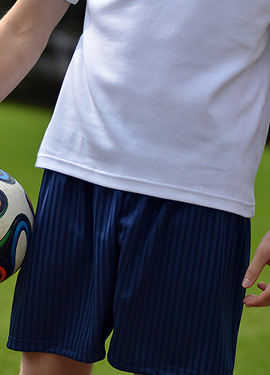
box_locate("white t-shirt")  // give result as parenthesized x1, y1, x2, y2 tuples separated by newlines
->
(36, 0, 270, 218)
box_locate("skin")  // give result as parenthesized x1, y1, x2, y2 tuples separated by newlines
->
(0, 0, 70, 102)
(20, 352, 142, 375)
(243, 230, 270, 307)
(20, 353, 93, 375)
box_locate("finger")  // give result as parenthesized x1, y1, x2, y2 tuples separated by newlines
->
(257, 282, 268, 291)
(243, 285, 270, 307)
(244, 294, 270, 307)
(242, 256, 267, 288)
(243, 294, 256, 306)
(242, 231, 270, 288)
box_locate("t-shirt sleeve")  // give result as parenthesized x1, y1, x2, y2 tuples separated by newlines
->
(66, 0, 79, 4)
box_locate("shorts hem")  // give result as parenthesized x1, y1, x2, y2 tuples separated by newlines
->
(108, 352, 232, 375)
(7, 337, 106, 364)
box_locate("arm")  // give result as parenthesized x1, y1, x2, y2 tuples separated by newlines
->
(242, 231, 270, 307)
(0, 0, 70, 102)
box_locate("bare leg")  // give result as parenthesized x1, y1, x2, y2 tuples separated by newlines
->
(20, 352, 93, 375)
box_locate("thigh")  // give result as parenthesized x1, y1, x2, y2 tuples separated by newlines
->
(20, 353, 93, 375)
(108, 200, 251, 375)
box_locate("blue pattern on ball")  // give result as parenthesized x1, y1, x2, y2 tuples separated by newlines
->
(10, 220, 31, 272)
(0, 170, 16, 184)
(0, 190, 8, 219)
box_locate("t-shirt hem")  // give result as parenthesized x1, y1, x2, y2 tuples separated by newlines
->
(36, 154, 255, 218)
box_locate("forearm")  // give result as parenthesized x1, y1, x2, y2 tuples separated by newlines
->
(0, 0, 70, 102)
(0, 19, 47, 101)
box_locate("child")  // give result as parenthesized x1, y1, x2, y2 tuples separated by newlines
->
(1, 0, 270, 374)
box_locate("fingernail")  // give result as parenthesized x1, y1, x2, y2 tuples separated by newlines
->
(242, 278, 252, 288)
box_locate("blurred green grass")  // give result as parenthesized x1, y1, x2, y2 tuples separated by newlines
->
(0, 101, 270, 374)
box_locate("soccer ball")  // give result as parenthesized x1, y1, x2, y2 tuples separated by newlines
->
(0, 169, 34, 282)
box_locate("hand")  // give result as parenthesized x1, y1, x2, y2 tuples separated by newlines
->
(242, 231, 270, 307)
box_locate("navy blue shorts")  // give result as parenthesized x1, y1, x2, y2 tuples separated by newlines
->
(8, 170, 250, 375)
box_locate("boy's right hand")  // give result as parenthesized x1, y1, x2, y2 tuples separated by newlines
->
(242, 230, 270, 307)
